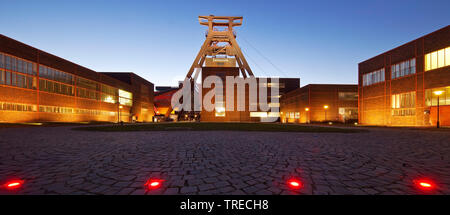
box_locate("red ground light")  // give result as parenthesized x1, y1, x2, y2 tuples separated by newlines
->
(413, 179, 436, 191)
(4, 180, 24, 190)
(145, 179, 164, 189)
(287, 179, 303, 189)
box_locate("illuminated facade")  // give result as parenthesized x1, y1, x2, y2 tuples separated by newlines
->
(280, 84, 358, 123)
(0, 34, 154, 123)
(200, 67, 299, 122)
(359, 25, 450, 126)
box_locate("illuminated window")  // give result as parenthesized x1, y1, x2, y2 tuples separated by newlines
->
(101, 84, 118, 104)
(119, 89, 133, 106)
(250, 112, 268, 118)
(438, 49, 445, 68)
(425, 87, 450, 107)
(268, 103, 280, 108)
(268, 112, 280, 117)
(446, 47, 450, 67)
(425, 46, 450, 71)
(391, 91, 416, 116)
(295, 112, 300, 119)
(0, 102, 37, 112)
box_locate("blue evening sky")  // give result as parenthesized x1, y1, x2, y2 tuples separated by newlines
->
(0, 0, 448, 87)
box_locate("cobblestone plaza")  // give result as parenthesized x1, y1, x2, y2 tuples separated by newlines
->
(0, 125, 448, 195)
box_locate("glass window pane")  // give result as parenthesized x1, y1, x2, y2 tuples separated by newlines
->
(438, 49, 445, 68)
(11, 58, 16, 72)
(431, 51, 438, 69)
(446, 47, 450, 66)
(6, 71, 11, 85)
(0, 70, 4, 84)
(0, 54, 3, 69)
(11, 72, 16, 86)
(5, 55, 11, 70)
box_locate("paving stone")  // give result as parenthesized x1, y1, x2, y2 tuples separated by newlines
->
(180, 186, 198, 194)
(163, 188, 179, 195)
(0, 126, 448, 195)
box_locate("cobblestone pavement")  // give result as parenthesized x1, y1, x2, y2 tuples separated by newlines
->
(0, 126, 449, 195)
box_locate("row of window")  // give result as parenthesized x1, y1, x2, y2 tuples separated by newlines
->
(363, 47, 449, 87)
(0, 102, 37, 112)
(77, 87, 99, 100)
(392, 109, 416, 116)
(0, 101, 121, 117)
(39, 79, 74, 96)
(425, 47, 450, 71)
(249, 112, 280, 118)
(0, 53, 37, 76)
(285, 112, 300, 119)
(39, 105, 116, 116)
(425, 87, 450, 107)
(392, 91, 416, 109)
(338, 92, 358, 101)
(1, 70, 36, 90)
(77, 77, 100, 91)
(362, 68, 385, 86)
(391, 58, 416, 79)
(118, 89, 133, 106)
(1, 53, 134, 106)
(39, 65, 74, 85)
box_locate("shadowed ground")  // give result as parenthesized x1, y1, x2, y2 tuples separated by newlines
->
(74, 122, 365, 133)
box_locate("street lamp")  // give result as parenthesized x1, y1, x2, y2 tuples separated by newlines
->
(305, 107, 310, 124)
(434, 90, 444, 128)
(118, 104, 124, 125)
(323, 105, 329, 122)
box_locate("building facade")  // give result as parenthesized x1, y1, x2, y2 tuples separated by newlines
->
(281, 84, 358, 123)
(359, 25, 450, 126)
(0, 34, 155, 123)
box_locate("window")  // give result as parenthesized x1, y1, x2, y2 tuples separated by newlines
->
(425, 46, 450, 71)
(250, 112, 268, 118)
(11, 72, 16, 86)
(0, 54, 3, 68)
(215, 104, 225, 117)
(425, 87, 450, 107)
(11, 57, 16, 72)
(391, 58, 416, 79)
(0, 70, 4, 84)
(363, 68, 385, 86)
(5, 55, 11, 70)
(119, 89, 133, 106)
(76, 77, 98, 91)
(338, 92, 358, 101)
(0, 102, 37, 112)
(5, 71, 11, 85)
(391, 91, 416, 116)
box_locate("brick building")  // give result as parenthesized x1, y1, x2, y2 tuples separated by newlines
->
(0, 34, 155, 123)
(280, 84, 358, 123)
(359, 25, 449, 126)
(200, 67, 300, 122)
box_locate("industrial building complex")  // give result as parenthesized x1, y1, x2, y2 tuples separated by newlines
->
(0, 17, 448, 127)
(359, 25, 449, 126)
(0, 34, 155, 123)
(280, 84, 358, 123)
